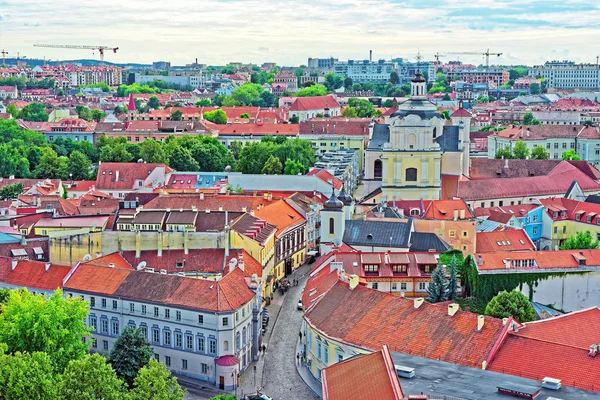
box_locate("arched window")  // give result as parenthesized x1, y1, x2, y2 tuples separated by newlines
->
(224, 340, 229, 351)
(329, 218, 335, 235)
(405, 167, 417, 182)
(374, 159, 383, 179)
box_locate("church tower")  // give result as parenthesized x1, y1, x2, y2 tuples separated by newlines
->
(319, 189, 345, 246)
(450, 104, 473, 177)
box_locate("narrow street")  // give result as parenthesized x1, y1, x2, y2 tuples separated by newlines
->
(261, 263, 319, 400)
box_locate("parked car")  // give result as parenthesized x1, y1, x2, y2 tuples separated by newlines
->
(297, 299, 303, 310)
(245, 394, 272, 400)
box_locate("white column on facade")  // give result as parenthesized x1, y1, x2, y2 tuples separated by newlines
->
(420, 157, 429, 186)
(394, 158, 402, 184)
(434, 157, 441, 186)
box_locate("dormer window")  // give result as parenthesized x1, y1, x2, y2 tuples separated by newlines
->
(363, 264, 379, 273)
(561, 211, 566, 218)
(553, 211, 558, 218)
(392, 264, 407, 273)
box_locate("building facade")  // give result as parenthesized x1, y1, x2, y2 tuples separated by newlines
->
(529, 61, 600, 90)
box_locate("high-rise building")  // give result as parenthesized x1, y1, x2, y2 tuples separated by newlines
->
(529, 60, 600, 90)
(307, 57, 337, 69)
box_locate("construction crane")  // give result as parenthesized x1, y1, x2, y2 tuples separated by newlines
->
(445, 48, 502, 70)
(433, 52, 446, 72)
(33, 44, 119, 63)
(1, 49, 8, 66)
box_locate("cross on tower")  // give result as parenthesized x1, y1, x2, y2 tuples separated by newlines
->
(415, 51, 423, 72)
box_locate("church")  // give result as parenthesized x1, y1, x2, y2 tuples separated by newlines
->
(363, 68, 472, 200)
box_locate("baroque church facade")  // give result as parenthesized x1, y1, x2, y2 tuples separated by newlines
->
(364, 69, 472, 200)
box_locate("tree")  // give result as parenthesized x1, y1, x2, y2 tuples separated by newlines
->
(560, 231, 599, 250)
(382, 99, 394, 108)
(195, 98, 211, 106)
(190, 137, 235, 172)
(203, 109, 228, 124)
(485, 291, 536, 322)
(261, 155, 283, 174)
(169, 145, 199, 171)
(441, 110, 450, 120)
(529, 82, 541, 95)
(531, 145, 550, 160)
(147, 96, 160, 110)
(240, 113, 251, 118)
(140, 139, 167, 164)
(344, 77, 353, 90)
(390, 71, 400, 85)
(230, 83, 264, 105)
(0, 344, 58, 400)
(522, 112, 541, 125)
(59, 354, 129, 400)
(75, 105, 94, 122)
(171, 110, 183, 121)
(130, 359, 185, 400)
(284, 159, 306, 175)
(512, 140, 530, 159)
(295, 84, 327, 97)
(347, 98, 376, 117)
(342, 107, 358, 118)
(494, 148, 513, 159)
(67, 150, 91, 180)
(108, 327, 153, 387)
(230, 141, 243, 160)
(91, 109, 106, 122)
(0, 289, 90, 372)
(562, 149, 581, 161)
(446, 255, 459, 301)
(427, 266, 448, 303)
(210, 396, 236, 400)
(100, 143, 134, 163)
(19, 103, 49, 122)
(0, 183, 24, 200)
(442, 93, 451, 101)
(289, 115, 299, 124)
(35, 148, 67, 179)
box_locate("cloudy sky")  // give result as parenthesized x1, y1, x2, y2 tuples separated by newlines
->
(1, 0, 599, 66)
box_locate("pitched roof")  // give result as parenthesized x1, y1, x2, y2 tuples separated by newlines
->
(474, 249, 600, 272)
(289, 95, 340, 111)
(217, 123, 299, 136)
(34, 215, 109, 229)
(305, 281, 507, 368)
(494, 124, 595, 140)
(473, 204, 541, 219)
(489, 308, 600, 392)
(82, 253, 133, 270)
(299, 118, 371, 136)
(64, 264, 255, 312)
(307, 169, 343, 190)
(342, 220, 412, 248)
(254, 199, 304, 236)
(0, 258, 71, 291)
(96, 163, 170, 191)
(322, 345, 404, 400)
(476, 230, 536, 253)
(143, 194, 275, 212)
(422, 199, 472, 220)
(230, 213, 277, 246)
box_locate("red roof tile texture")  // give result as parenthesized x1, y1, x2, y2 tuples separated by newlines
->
(475, 248, 600, 271)
(289, 95, 340, 111)
(0, 259, 71, 291)
(305, 281, 506, 368)
(254, 200, 304, 236)
(96, 163, 170, 191)
(489, 307, 600, 392)
(307, 169, 343, 190)
(476, 230, 535, 253)
(299, 118, 371, 136)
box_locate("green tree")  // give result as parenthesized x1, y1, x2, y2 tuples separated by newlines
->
(140, 139, 167, 164)
(531, 145, 550, 160)
(237, 141, 277, 174)
(67, 150, 91, 180)
(382, 99, 394, 108)
(261, 155, 283, 174)
(209, 396, 236, 400)
(203, 109, 228, 124)
(0, 183, 24, 200)
(195, 98, 212, 106)
(169, 145, 199, 171)
(240, 113, 251, 118)
(390, 71, 400, 85)
(59, 354, 129, 400)
(108, 327, 153, 387)
(0, 289, 90, 372)
(91, 109, 106, 122)
(0, 344, 58, 400)
(342, 107, 358, 118)
(562, 149, 581, 161)
(347, 98, 376, 117)
(284, 159, 306, 175)
(485, 291, 536, 323)
(522, 112, 541, 125)
(446, 255, 459, 301)
(171, 110, 183, 121)
(560, 231, 599, 250)
(427, 266, 448, 303)
(295, 84, 327, 97)
(75, 105, 94, 122)
(512, 140, 530, 159)
(289, 115, 300, 124)
(19, 103, 49, 122)
(494, 148, 513, 159)
(442, 110, 450, 119)
(100, 143, 134, 163)
(230, 141, 243, 160)
(190, 137, 235, 172)
(35, 148, 67, 179)
(147, 96, 160, 110)
(130, 359, 185, 400)
(230, 83, 265, 105)
(344, 77, 353, 90)
(529, 82, 541, 95)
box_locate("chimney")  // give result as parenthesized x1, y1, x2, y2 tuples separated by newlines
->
(369, 50, 372, 63)
(413, 297, 424, 309)
(218, 206, 223, 211)
(115, 170, 120, 182)
(477, 254, 483, 265)
(504, 258, 511, 269)
(453, 209, 459, 220)
(502, 317, 509, 326)
(45, 262, 51, 271)
(504, 159, 509, 169)
(349, 274, 359, 289)
(477, 315, 485, 331)
(238, 253, 244, 272)
(199, 192, 204, 200)
(448, 303, 459, 316)
(11, 259, 17, 270)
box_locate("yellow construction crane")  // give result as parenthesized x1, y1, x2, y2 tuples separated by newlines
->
(33, 44, 119, 63)
(433, 52, 446, 71)
(445, 48, 502, 70)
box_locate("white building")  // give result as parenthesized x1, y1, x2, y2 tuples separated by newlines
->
(63, 262, 260, 390)
(334, 60, 397, 84)
(529, 61, 600, 90)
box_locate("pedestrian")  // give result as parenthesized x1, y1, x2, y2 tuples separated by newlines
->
(299, 331, 303, 341)
(296, 353, 300, 364)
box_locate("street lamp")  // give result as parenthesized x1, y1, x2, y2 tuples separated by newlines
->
(231, 371, 238, 399)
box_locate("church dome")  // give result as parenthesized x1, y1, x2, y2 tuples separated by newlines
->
(324, 189, 344, 209)
(337, 187, 352, 205)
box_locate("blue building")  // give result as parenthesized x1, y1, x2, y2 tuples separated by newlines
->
(474, 204, 544, 248)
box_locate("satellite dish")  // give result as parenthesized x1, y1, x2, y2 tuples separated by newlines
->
(82, 254, 92, 262)
(137, 261, 147, 271)
(137, 159, 144, 163)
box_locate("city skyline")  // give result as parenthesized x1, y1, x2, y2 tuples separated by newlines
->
(1, 0, 599, 66)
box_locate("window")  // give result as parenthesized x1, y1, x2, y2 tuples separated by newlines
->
(90, 296, 95, 307)
(164, 330, 171, 346)
(462, 231, 468, 237)
(400, 282, 407, 290)
(449, 230, 456, 238)
(176, 311, 181, 321)
(89, 316, 97, 331)
(152, 328, 160, 344)
(410, 208, 420, 216)
(405, 167, 417, 182)
(364, 264, 378, 273)
(111, 320, 119, 336)
(208, 338, 216, 354)
(91, 338, 97, 348)
(154, 353, 159, 362)
(554, 143, 559, 149)
(236, 332, 241, 351)
(374, 159, 382, 179)
(418, 282, 427, 291)
(101, 319, 108, 334)
(165, 309, 170, 319)
(197, 336, 205, 352)
(563, 226, 567, 234)
(140, 325, 147, 339)
(112, 300, 117, 310)
(186, 334, 193, 350)
(372, 282, 378, 290)
(103, 340, 109, 350)
(490, 201, 495, 207)
(316, 338, 322, 359)
(532, 227, 538, 235)
(223, 317, 229, 327)
(154, 307, 159, 317)
(165, 356, 171, 366)
(554, 226, 558, 234)
(129, 303, 135, 313)
(329, 218, 335, 235)
(101, 298, 106, 308)
(391, 283, 397, 291)
(142, 305, 147, 315)
(392, 264, 407, 273)
(242, 327, 247, 346)
(201, 363, 208, 374)
(182, 359, 188, 370)
(198, 314, 204, 324)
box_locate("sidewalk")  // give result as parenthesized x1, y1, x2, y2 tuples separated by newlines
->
(295, 339, 323, 398)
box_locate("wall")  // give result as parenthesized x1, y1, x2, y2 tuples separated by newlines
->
(102, 231, 224, 256)
(49, 231, 103, 265)
(413, 219, 477, 253)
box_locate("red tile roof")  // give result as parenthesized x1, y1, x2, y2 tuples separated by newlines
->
(125, 120, 159, 132)
(540, 197, 600, 226)
(217, 123, 299, 136)
(303, 259, 340, 310)
(475, 249, 600, 271)
(422, 199, 472, 220)
(299, 118, 371, 136)
(289, 95, 340, 111)
(307, 169, 343, 190)
(495, 124, 599, 141)
(322, 345, 404, 400)
(64, 264, 255, 312)
(450, 107, 472, 118)
(254, 200, 304, 236)
(476, 230, 535, 253)
(0, 258, 72, 291)
(305, 281, 507, 368)
(96, 162, 170, 191)
(473, 204, 541, 219)
(83, 253, 133, 270)
(489, 307, 600, 392)
(143, 194, 275, 212)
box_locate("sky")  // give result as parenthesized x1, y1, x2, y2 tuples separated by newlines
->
(1, 0, 599, 67)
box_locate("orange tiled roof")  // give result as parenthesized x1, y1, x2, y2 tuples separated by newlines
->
(82, 253, 133, 270)
(422, 199, 472, 220)
(254, 199, 304, 236)
(476, 230, 536, 253)
(307, 169, 343, 190)
(0, 259, 71, 291)
(475, 248, 600, 271)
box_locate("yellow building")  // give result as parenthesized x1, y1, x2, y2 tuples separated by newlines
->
(540, 197, 600, 250)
